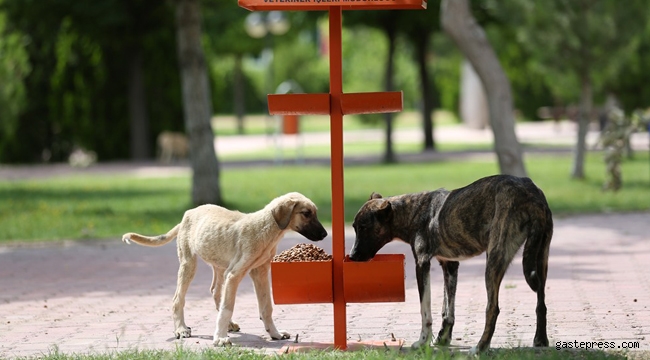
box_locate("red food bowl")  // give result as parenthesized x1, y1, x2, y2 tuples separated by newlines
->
(271, 254, 405, 304)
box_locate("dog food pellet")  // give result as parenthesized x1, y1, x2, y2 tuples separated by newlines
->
(273, 243, 332, 262)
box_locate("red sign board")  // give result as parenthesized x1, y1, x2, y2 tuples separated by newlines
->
(239, 0, 427, 11)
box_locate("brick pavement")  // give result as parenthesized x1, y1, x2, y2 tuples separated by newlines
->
(1, 213, 649, 358)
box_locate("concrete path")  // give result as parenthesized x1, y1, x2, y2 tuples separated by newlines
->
(214, 119, 649, 156)
(1, 213, 649, 358)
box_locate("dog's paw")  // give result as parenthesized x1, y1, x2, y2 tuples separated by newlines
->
(411, 339, 429, 349)
(270, 330, 291, 340)
(174, 326, 191, 339)
(468, 346, 479, 356)
(214, 337, 232, 346)
(228, 321, 240, 332)
(435, 337, 451, 346)
(533, 335, 549, 347)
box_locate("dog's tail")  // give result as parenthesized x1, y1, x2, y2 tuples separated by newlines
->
(122, 224, 180, 247)
(522, 204, 553, 293)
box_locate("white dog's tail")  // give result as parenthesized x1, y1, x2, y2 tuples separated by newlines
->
(122, 224, 180, 247)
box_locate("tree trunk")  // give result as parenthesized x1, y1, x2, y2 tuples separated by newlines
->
(175, 0, 222, 206)
(415, 33, 436, 151)
(233, 53, 245, 135)
(571, 76, 592, 179)
(441, 0, 527, 177)
(128, 49, 151, 160)
(383, 25, 397, 164)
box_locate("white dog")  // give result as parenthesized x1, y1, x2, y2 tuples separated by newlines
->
(122, 192, 328, 346)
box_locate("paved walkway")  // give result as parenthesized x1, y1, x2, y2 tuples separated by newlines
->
(1, 213, 649, 358)
(214, 119, 649, 156)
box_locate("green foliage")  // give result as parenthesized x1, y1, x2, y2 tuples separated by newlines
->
(341, 16, 419, 109)
(491, 0, 648, 106)
(210, 55, 267, 114)
(202, 1, 262, 56)
(0, 10, 31, 157)
(48, 17, 107, 155)
(430, 34, 462, 116)
(273, 28, 330, 96)
(0, 0, 183, 163)
(484, 25, 554, 120)
(609, 15, 650, 112)
(342, 25, 387, 94)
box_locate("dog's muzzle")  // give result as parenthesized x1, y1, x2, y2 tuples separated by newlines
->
(348, 251, 372, 262)
(299, 222, 328, 241)
(348, 242, 374, 262)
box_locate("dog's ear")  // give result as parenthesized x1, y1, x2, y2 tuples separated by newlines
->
(375, 199, 392, 220)
(370, 192, 383, 200)
(272, 200, 296, 230)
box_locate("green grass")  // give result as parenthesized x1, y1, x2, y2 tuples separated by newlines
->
(0, 175, 191, 242)
(20, 344, 633, 360)
(1, 152, 648, 243)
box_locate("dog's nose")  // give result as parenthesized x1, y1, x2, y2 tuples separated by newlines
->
(348, 252, 360, 262)
(348, 245, 368, 262)
(320, 228, 328, 240)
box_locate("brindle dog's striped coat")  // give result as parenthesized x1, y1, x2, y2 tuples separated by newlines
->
(349, 175, 552, 354)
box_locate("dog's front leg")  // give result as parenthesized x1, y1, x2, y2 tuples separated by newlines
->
(436, 260, 459, 346)
(213, 270, 246, 346)
(250, 264, 290, 340)
(411, 259, 432, 348)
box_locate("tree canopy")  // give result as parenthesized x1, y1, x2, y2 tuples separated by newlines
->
(1, 0, 649, 165)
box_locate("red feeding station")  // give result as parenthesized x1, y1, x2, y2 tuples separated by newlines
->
(239, 0, 427, 350)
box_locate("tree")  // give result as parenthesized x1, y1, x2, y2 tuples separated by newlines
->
(344, 12, 401, 163)
(202, 2, 263, 134)
(498, 0, 647, 179)
(345, 6, 446, 155)
(441, 0, 527, 177)
(175, 0, 222, 206)
(400, 5, 441, 152)
(0, 0, 183, 163)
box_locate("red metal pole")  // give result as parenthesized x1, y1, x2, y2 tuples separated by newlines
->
(329, 6, 347, 350)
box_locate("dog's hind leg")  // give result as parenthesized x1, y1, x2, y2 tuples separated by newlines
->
(213, 267, 246, 346)
(250, 263, 290, 340)
(210, 265, 222, 309)
(533, 239, 551, 347)
(411, 259, 433, 348)
(210, 266, 240, 332)
(471, 249, 513, 354)
(436, 260, 459, 346)
(172, 252, 197, 339)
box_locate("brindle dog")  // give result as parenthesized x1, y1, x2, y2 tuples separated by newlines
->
(349, 175, 552, 354)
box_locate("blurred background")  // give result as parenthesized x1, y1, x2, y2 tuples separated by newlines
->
(1, 0, 648, 162)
